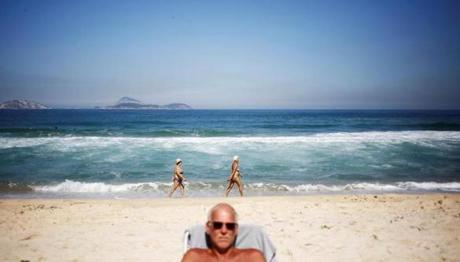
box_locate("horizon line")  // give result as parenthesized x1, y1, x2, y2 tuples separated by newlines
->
(2, 107, 460, 111)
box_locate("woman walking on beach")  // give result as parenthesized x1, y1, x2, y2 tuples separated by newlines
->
(225, 155, 244, 197)
(169, 158, 186, 197)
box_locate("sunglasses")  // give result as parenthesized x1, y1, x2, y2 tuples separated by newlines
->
(209, 221, 238, 231)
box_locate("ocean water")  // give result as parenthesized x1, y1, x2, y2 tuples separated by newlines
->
(1, 109, 460, 198)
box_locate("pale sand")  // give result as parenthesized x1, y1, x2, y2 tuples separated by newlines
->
(1, 194, 459, 262)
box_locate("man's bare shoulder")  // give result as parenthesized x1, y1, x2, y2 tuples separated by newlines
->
(182, 248, 213, 262)
(235, 248, 266, 262)
(182, 248, 265, 262)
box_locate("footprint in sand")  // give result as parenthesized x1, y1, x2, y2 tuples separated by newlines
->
(20, 233, 40, 241)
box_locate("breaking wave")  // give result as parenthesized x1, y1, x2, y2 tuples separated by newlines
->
(20, 180, 460, 195)
(1, 131, 459, 149)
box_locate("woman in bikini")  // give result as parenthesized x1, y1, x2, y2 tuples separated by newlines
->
(225, 155, 244, 197)
(169, 158, 186, 197)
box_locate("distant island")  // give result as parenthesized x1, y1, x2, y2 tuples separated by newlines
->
(105, 97, 192, 110)
(0, 99, 50, 109)
(0, 97, 192, 110)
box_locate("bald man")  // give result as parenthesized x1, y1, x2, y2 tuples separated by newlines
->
(182, 203, 265, 262)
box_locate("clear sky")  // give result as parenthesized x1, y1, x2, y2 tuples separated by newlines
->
(0, 0, 459, 109)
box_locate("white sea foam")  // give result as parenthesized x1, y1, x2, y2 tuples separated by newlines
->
(31, 180, 460, 194)
(275, 182, 460, 192)
(1, 131, 460, 149)
(396, 181, 460, 192)
(32, 180, 170, 193)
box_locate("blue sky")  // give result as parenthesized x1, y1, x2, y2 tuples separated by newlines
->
(0, 0, 459, 109)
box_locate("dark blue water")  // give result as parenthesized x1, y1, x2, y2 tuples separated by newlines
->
(1, 109, 460, 198)
(1, 110, 460, 137)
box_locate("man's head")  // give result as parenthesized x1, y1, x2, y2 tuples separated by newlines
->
(206, 203, 239, 253)
(233, 155, 239, 162)
(176, 158, 182, 165)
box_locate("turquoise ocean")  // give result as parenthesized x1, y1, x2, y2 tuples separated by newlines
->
(1, 109, 459, 198)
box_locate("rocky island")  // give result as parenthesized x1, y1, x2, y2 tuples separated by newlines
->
(106, 97, 192, 110)
(0, 99, 50, 109)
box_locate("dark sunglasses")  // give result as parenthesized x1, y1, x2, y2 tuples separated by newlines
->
(209, 221, 238, 231)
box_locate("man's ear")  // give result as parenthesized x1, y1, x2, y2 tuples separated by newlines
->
(205, 221, 211, 234)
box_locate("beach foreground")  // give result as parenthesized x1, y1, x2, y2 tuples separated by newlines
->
(1, 194, 459, 261)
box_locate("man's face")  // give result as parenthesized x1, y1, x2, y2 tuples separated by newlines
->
(206, 208, 238, 252)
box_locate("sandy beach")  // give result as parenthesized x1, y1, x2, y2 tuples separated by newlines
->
(1, 194, 459, 261)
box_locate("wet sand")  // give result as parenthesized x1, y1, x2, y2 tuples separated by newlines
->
(1, 194, 459, 261)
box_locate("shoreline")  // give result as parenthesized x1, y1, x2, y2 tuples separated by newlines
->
(1, 193, 460, 261)
(2, 189, 460, 200)
(2, 179, 460, 199)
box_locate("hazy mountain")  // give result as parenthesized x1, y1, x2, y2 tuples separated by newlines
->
(162, 103, 192, 109)
(117, 97, 142, 104)
(0, 99, 50, 109)
(106, 97, 191, 109)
